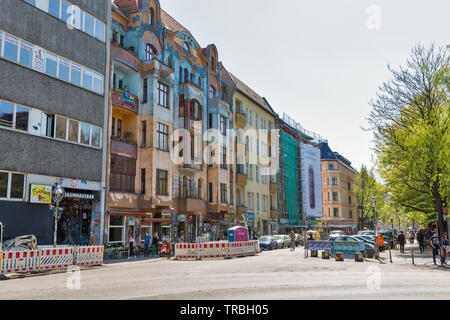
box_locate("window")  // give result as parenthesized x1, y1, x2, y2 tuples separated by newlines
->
(220, 116, 226, 135)
(143, 78, 148, 103)
(15, 105, 29, 131)
(55, 116, 67, 140)
(332, 192, 339, 201)
(0, 171, 25, 200)
(220, 184, 227, 203)
(247, 193, 254, 211)
(192, 101, 202, 120)
(110, 155, 136, 193)
(158, 82, 169, 107)
(156, 170, 168, 195)
(46, 52, 58, 77)
(209, 85, 216, 99)
(255, 114, 258, 129)
(82, 68, 93, 91)
(61, 0, 72, 24)
(117, 119, 122, 138)
(0, 100, 14, 128)
(149, 8, 154, 27)
(263, 195, 268, 211)
(93, 73, 103, 94)
(4, 34, 18, 62)
(68, 119, 79, 143)
(58, 58, 70, 82)
(328, 163, 335, 170)
(83, 12, 95, 37)
(145, 44, 155, 61)
(43, 113, 55, 138)
(70, 62, 81, 86)
(19, 40, 33, 67)
(349, 210, 353, 218)
(141, 169, 146, 194)
(109, 216, 125, 243)
(331, 177, 338, 186)
(80, 122, 90, 145)
(221, 147, 227, 169)
(183, 42, 190, 52)
(348, 183, 351, 190)
(256, 166, 259, 182)
(256, 193, 260, 211)
(141, 120, 147, 148)
(111, 117, 115, 137)
(48, 0, 60, 18)
(156, 123, 169, 151)
(349, 196, 352, 204)
(94, 19, 105, 42)
(208, 113, 213, 129)
(333, 208, 339, 217)
(208, 183, 213, 203)
(91, 126, 101, 148)
(0, 31, 3, 57)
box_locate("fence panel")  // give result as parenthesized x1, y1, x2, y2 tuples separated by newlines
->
(74, 246, 104, 266)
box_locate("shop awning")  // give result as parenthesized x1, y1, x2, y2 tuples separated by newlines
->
(108, 211, 148, 217)
(143, 218, 173, 223)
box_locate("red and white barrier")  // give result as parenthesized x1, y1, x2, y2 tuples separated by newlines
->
(74, 246, 104, 266)
(0, 250, 40, 274)
(38, 247, 74, 271)
(175, 241, 259, 260)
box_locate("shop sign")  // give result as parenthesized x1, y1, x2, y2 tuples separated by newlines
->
(224, 214, 234, 220)
(177, 214, 186, 222)
(65, 192, 96, 200)
(30, 184, 52, 204)
(128, 217, 135, 226)
(247, 212, 255, 220)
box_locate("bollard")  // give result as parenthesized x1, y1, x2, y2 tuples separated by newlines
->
(311, 250, 318, 258)
(354, 252, 364, 262)
(335, 252, 344, 262)
(322, 251, 330, 259)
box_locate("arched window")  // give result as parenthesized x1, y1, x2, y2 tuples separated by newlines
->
(145, 44, 156, 61)
(183, 42, 190, 52)
(211, 56, 216, 72)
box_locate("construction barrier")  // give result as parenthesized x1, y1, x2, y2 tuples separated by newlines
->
(175, 241, 259, 260)
(38, 247, 74, 271)
(0, 245, 104, 275)
(74, 246, 104, 266)
(0, 250, 40, 274)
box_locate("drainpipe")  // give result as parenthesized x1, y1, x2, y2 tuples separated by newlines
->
(0, 221, 3, 250)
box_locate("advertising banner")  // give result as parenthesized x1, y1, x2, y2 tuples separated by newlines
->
(300, 143, 323, 217)
(32, 46, 46, 73)
(30, 184, 52, 204)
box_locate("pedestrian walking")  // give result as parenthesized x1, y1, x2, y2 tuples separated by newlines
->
(442, 233, 450, 264)
(144, 232, 151, 257)
(128, 235, 136, 259)
(409, 230, 415, 244)
(152, 233, 160, 257)
(417, 230, 426, 254)
(429, 232, 442, 265)
(398, 231, 406, 253)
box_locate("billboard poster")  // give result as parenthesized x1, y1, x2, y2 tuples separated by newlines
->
(30, 184, 52, 204)
(301, 143, 322, 218)
(32, 46, 46, 73)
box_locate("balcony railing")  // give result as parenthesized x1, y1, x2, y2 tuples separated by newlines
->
(112, 89, 139, 114)
(111, 137, 137, 159)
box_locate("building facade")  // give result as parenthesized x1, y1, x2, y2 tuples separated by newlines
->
(319, 141, 358, 229)
(0, 0, 110, 245)
(222, 68, 278, 238)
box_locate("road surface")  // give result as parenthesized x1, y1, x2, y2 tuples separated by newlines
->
(1, 246, 449, 300)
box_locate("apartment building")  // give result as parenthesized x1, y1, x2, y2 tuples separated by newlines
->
(0, 0, 110, 245)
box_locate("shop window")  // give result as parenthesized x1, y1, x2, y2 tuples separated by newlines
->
(109, 216, 125, 243)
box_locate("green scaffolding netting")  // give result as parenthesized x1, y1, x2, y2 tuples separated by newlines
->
(281, 132, 299, 226)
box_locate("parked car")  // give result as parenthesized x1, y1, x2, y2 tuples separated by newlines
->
(330, 230, 345, 237)
(259, 236, 277, 251)
(353, 235, 376, 246)
(330, 235, 370, 257)
(358, 230, 375, 236)
(273, 235, 290, 249)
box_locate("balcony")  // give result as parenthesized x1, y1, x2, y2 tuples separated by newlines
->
(111, 41, 140, 71)
(236, 173, 247, 186)
(111, 138, 137, 159)
(235, 112, 246, 129)
(270, 209, 279, 220)
(270, 182, 278, 193)
(180, 163, 204, 173)
(112, 89, 139, 114)
(175, 197, 206, 214)
(208, 202, 232, 214)
(179, 81, 204, 101)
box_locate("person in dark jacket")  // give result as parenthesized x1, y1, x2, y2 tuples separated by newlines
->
(152, 233, 160, 257)
(144, 232, 151, 257)
(430, 232, 442, 265)
(417, 230, 426, 254)
(398, 231, 406, 253)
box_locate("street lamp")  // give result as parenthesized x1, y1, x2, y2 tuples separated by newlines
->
(52, 183, 65, 248)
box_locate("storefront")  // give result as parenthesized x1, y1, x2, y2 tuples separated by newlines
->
(106, 211, 148, 245)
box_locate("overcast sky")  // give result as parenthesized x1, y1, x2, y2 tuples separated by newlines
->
(161, 0, 449, 171)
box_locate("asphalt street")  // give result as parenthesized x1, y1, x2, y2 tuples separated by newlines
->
(1, 246, 449, 300)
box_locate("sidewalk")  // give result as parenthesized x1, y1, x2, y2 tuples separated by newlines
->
(379, 243, 450, 269)
(104, 255, 167, 265)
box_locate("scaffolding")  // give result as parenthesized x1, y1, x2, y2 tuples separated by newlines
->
(281, 131, 300, 227)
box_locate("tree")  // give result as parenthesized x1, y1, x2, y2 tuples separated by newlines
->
(368, 44, 449, 240)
